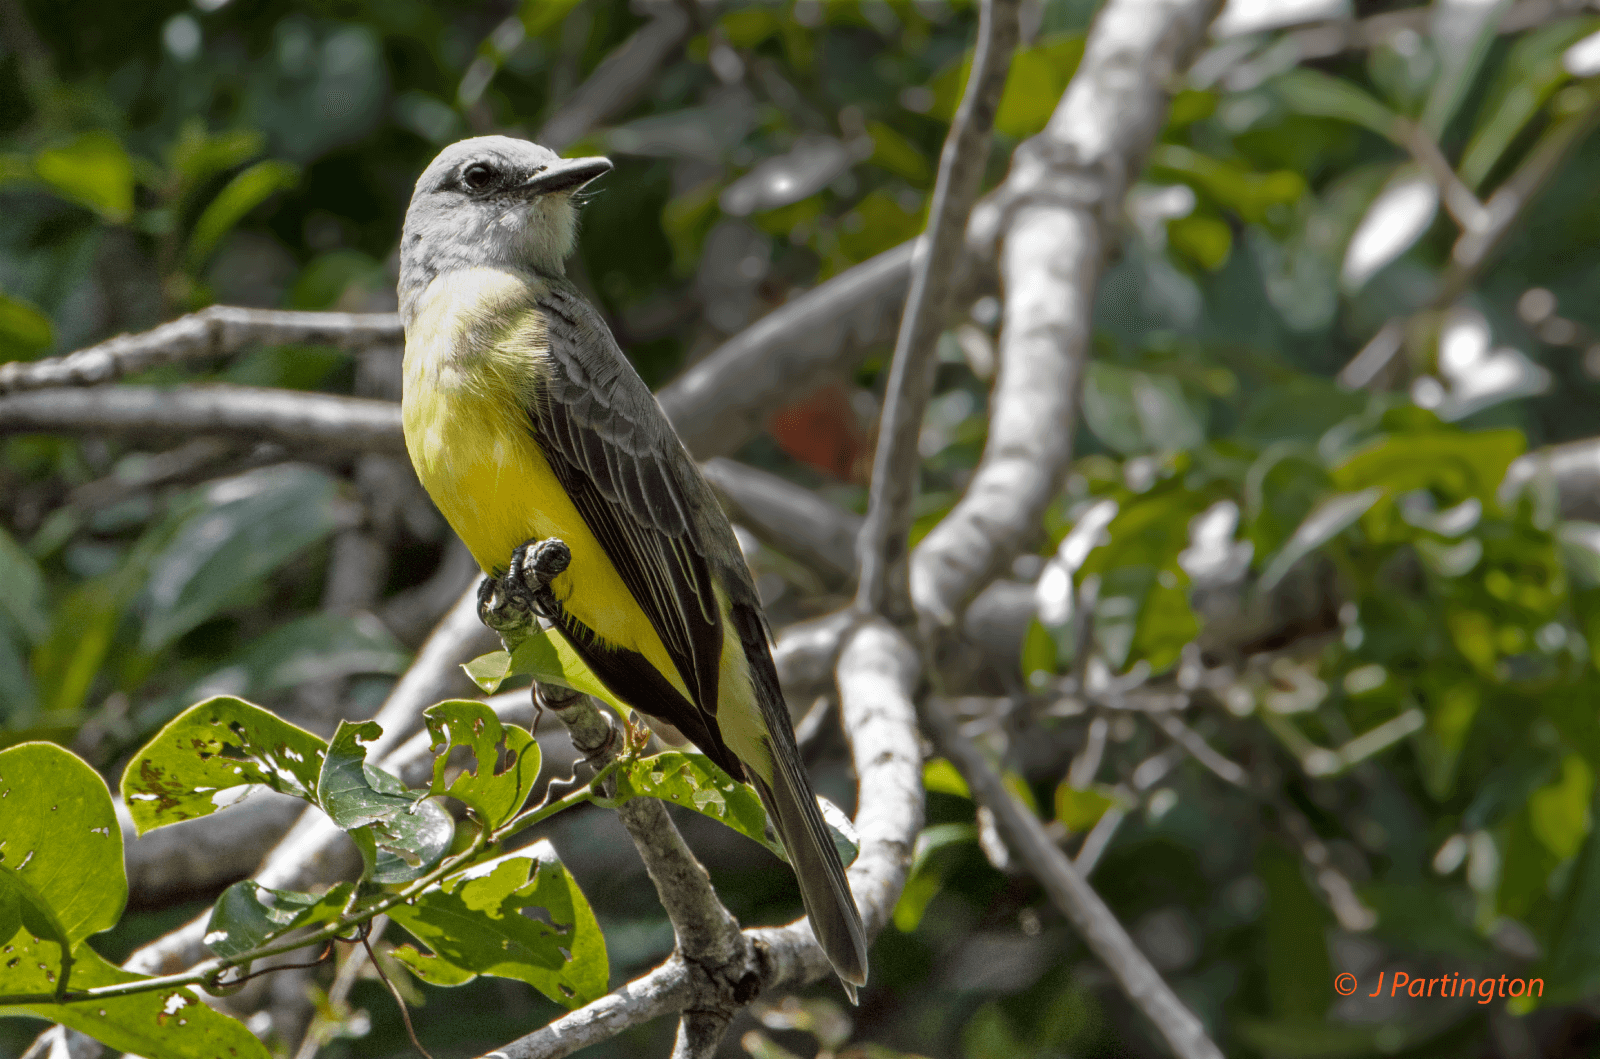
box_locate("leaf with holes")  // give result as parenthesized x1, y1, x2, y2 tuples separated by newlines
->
(613, 751, 785, 859)
(0, 743, 124, 946)
(0, 935, 270, 1059)
(424, 700, 541, 829)
(385, 842, 606, 1008)
(121, 696, 327, 835)
(203, 881, 354, 961)
(318, 721, 452, 884)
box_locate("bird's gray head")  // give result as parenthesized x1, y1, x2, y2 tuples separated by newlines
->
(397, 136, 611, 323)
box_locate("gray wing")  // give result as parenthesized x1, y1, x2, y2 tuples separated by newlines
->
(527, 284, 751, 766)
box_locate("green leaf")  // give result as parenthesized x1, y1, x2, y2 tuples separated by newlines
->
(1148, 145, 1305, 224)
(1459, 19, 1595, 189)
(187, 162, 298, 268)
(1054, 783, 1116, 833)
(1419, 0, 1511, 138)
(995, 36, 1084, 138)
(139, 466, 344, 652)
(229, 611, 409, 694)
(1258, 488, 1383, 591)
(1331, 427, 1525, 506)
(121, 696, 327, 834)
(390, 943, 478, 986)
(865, 120, 930, 185)
(1544, 784, 1600, 1001)
(33, 132, 135, 221)
(0, 936, 271, 1059)
(922, 758, 971, 799)
(893, 823, 977, 932)
(1529, 755, 1593, 861)
(318, 721, 453, 884)
(1167, 213, 1232, 271)
(612, 751, 785, 860)
(1271, 69, 1402, 140)
(0, 293, 53, 361)
(204, 881, 353, 961)
(465, 629, 631, 717)
(424, 699, 541, 829)
(0, 743, 124, 944)
(0, 524, 48, 645)
(386, 842, 607, 1008)
(1080, 362, 1206, 455)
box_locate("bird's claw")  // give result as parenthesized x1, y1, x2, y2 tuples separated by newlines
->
(478, 537, 571, 642)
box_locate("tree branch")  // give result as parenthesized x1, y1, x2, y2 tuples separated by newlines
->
(0, 306, 399, 394)
(925, 696, 1225, 1059)
(0, 384, 407, 454)
(701, 457, 862, 587)
(912, 0, 1225, 626)
(856, 0, 1021, 619)
(537, 4, 695, 151)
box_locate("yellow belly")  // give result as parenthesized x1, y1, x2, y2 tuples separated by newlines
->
(401, 272, 690, 701)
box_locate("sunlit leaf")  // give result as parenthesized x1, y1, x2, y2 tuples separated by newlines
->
(425, 699, 541, 829)
(390, 943, 477, 986)
(613, 751, 784, 859)
(121, 696, 326, 834)
(386, 842, 607, 1008)
(0, 937, 270, 1059)
(1529, 755, 1593, 861)
(464, 629, 632, 717)
(33, 132, 135, 221)
(1340, 165, 1438, 290)
(1054, 783, 1117, 833)
(0, 743, 123, 948)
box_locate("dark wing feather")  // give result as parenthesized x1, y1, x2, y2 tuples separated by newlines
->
(525, 285, 732, 770)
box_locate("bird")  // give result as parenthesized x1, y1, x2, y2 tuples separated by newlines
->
(396, 135, 868, 996)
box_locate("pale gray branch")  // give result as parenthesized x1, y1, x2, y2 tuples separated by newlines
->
(0, 384, 407, 455)
(925, 696, 1225, 1059)
(912, 0, 1225, 626)
(856, 0, 1021, 618)
(0, 306, 400, 394)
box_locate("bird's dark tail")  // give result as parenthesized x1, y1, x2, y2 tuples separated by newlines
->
(730, 601, 868, 997)
(750, 768, 869, 1000)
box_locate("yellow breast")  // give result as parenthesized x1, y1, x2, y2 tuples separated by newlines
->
(400, 268, 689, 698)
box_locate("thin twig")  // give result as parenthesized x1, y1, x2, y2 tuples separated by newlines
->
(855, 0, 1022, 620)
(925, 697, 1224, 1059)
(537, 5, 694, 150)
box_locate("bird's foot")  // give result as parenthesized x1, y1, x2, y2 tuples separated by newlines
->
(624, 715, 653, 755)
(478, 537, 571, 644)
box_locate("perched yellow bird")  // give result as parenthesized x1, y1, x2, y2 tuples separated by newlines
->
(397, 136, 868, 994)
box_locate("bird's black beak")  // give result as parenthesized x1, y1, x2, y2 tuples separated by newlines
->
(520, 156, 613, 197)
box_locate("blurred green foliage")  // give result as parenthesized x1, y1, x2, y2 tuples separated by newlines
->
(8, 0, 1600, 1057)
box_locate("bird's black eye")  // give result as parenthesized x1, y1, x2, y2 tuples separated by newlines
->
(462, 162, 496, 191)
